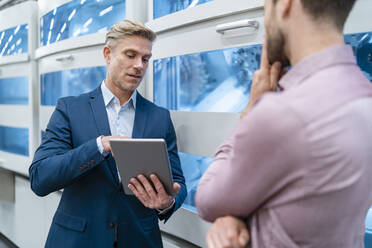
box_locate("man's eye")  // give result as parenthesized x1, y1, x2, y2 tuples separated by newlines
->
(126, 54, 135, 58)
(143, 58, 149, 63)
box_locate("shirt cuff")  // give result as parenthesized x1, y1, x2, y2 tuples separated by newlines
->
(96, 136, 109, 157)
(156, 199, 175, 215)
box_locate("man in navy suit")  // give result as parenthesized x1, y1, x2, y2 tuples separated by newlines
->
(29, 20, 187, 248)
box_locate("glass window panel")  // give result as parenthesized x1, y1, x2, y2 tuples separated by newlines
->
(0, 76, 28, 105)
(178, 152, 213, 212)
(154, 44, 261, 113)
(344, 32, 372, 82)
(0, 125, 29, 156)
(366, 207, 372, 247)
(154, 0, 215, 19)
(40, 0, 125, 46)
(0, 24, 28, 56)
(154, 32, 372, 113)
(40, 66, 106, 106)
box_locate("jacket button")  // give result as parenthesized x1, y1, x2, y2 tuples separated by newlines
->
(109, 222, 115, 228)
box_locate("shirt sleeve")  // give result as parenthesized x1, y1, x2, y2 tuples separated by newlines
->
(156, 199, 175, 215)
(96, 136, 109, 157)
(195, 94, 307, 222)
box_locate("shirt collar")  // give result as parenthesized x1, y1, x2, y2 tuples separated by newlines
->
(278, 45, 356, 90)
(101, 81, 137, 109)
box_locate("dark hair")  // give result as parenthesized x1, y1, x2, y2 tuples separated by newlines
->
(274, 0, 357, 30)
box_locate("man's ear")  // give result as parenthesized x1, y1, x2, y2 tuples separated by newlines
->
(278, 0, 293, 19)
(103, 45, 112, 64)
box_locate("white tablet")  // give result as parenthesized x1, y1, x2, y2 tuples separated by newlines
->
(109, 138, 175, 196)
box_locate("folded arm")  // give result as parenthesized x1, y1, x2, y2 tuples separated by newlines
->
(195, 96, 306, 222)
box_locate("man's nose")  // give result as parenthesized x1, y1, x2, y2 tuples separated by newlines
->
(133, 58, 144, 70)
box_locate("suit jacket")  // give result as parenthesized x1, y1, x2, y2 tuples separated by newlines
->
(29, 86, 187, 248)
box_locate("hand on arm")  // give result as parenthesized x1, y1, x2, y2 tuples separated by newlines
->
(206, 216, 250, 248)
(241, 40, 283, 119)
(128, 174, 180, 210)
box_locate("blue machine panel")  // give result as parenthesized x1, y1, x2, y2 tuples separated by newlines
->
(0, 24, 28, 56)
(40, 66, 106, 106)
(344, 32, 372, 82)
(40, 0, 125, 46)
(154, 45, 261, 113)
(154, 32, 372, 114)
(179, 152, 212, 212)
(0, 125, 29, 156)
(366, 208, 372, 248)
(154, 0, 215, 19)
(0, 76, 28, 105)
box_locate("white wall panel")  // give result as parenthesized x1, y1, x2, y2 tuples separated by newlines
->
(0, 152, 30, 176)
(151, 12, 264, 60)
(0, 106, 30, 128)
(171, 111, 239, 158)
(147, 0, 263, 33)
(344, 0, 372, 34)
(0, 176, 60, 248)
(39, 45, 105, 74)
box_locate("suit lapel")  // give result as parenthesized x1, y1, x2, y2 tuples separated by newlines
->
(132, 93, 148, 138)
(89, 87, 111, 137)
(89, 87, 120, 185)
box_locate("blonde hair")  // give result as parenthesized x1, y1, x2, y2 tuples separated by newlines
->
(105, 20, 156, 48)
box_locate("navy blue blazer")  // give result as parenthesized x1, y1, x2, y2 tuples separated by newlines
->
(29, 86, 187, 248)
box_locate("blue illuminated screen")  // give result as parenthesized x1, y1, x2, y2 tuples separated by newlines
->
(40, 66, 106, 106)
(40, 0, 125, 46)
(154, 32, 372, 114)
(0, 125, 29, 156)
(366, 208, 372, 247)
(154, 0, 215, 19)
(179, 152, 212, 212)
(154, 45, 261, 113)
(0, 76, 28, 105)
(344, 32, 372, 82)
(0, 24, 28, 56)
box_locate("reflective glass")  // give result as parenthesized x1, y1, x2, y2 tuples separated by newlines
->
(179, 152, 212, 212)
(154, 32, 372, 113)
(40, 66, 106, 106)
(154, 44, 261, 113)
(0, 125, 29, 156)
(0, 24, 28, 56)
(40, 0, 125, 46)
(0, 77, 28, 105)
(366, 207, 372, 247)
(344, 32, 372, 82)
(154, 0, 215, 19)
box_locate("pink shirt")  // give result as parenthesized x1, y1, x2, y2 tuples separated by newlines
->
(196, 45, 372, 248)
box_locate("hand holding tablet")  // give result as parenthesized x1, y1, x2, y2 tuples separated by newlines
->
(109, 139, 176, 197)
(128, 173, 180, 210)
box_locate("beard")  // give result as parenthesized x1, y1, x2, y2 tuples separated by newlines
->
(266, 27, 291, 67)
